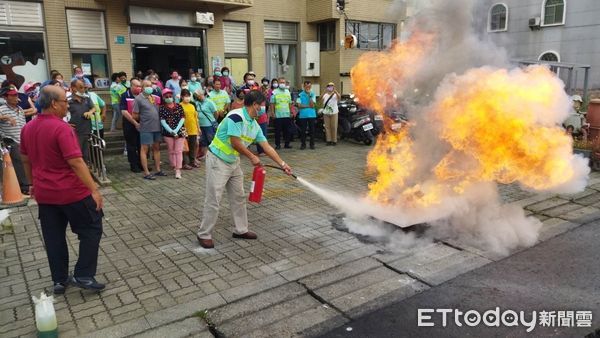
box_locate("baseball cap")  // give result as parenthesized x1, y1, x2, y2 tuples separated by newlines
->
(572, 95, 583, 102)
(327, 82, 335, 86)
(23, 82, 41, 92)
(1, 85, 18, 96)
(161, 88, 173, 96)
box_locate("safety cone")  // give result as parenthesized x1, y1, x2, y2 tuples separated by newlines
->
(1, 148, 27, 208)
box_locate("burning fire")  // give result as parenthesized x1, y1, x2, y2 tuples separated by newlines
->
(350, 32, 435, 115)
(354, 36, 583, 207)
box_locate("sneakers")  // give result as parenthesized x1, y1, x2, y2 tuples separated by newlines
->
(52, 280, 69, 295)
(175, 170, 182, 179)
(232, 231, 258, 240)
(71, 277, 105, 291)
(182, 164, 193, 170)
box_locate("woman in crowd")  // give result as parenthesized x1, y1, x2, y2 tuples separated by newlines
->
(321, 82, 340, 146)
(159, 88, 187, 179)
(230, 89, 245, 110)
(194, 88, 218, 161)
(179, 89, 200, 169)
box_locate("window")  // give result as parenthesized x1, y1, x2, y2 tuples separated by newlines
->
(539, 51, 560, 73)
(224, 21, 249, 84)
(345, 21, 396, 50)
(542, 0, 565, 26)
(66, 9, 109, 88)
(489, 3, 508, 32)
(318, 21, 336, 51)
(71, 53, 109, 88)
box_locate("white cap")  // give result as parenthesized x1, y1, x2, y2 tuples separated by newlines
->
(194, 88, 205, 96)
(572, 95, 583, 102)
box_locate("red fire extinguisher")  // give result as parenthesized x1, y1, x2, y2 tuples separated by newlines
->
(249, 165, 267, 203)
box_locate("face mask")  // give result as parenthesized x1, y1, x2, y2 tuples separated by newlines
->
(263, 81, 269, 86)
(152, 84, 158, 89)
(191, 77, 197, 82)
(247, 80, 255, 86)
(214, 71, 222, 77)
(272, 83, 279, 89)
(183, 97, 191, 103)
(132, 87, 142, 95)
(143, 87, 154, 95)
(121, 80, 127, 85)
(76, 73, 83, 78)
(222, 71, 229, 76)
(75, 91, 87, 98)
(327, 86, 334, 92)
(164, 97, 174, 104)
(182, 86, 188, 90)
(279, 84, 286, 89)
(260, 106, 266, 115)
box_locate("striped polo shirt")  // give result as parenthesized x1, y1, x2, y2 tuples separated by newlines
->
(0, 104, 26, 143)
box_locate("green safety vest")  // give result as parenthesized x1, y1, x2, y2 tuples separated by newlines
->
(273, 89, 291, 114)
(211, 108, 260, 158)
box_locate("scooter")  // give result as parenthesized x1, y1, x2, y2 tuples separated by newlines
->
(338, 95, 375, 145)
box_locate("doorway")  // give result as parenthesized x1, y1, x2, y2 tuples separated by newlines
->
(133, 45, 204, 81)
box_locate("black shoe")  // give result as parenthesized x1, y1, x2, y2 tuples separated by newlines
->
(310, 144, 315, 150)
(284, 144, 293, 149)
(130, 167, 142, 173)
(326, 142, 333, 146)
(71, 277, 105, 291)
(300, 144, 306, 150)
(52, 280, 69, 295)
(332, 142, 337, 146)
(275, 145, 281, 150)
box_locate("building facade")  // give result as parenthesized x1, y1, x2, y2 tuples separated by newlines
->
(482, 0, 600, 91)
(0, 0, 405, 95)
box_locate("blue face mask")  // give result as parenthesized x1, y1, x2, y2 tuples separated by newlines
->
(143, 87, 154, 95)
(164, 97, 174, 104)
(214, 71, 222, 77)
(259, 106, 266, 115)
(222, 71, 229, 76)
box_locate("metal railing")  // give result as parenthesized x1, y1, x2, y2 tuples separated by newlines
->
(88, 130, 110, 185)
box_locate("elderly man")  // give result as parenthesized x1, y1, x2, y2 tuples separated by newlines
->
(72, 66, 93, 88)
(132, 80, 165, 180)
(21, 85, 105, 294)
(120, 79, 143, 172)
(197, 90, 293, 249)
(0, 85, 30, 194)
(68, 79, 95, 163)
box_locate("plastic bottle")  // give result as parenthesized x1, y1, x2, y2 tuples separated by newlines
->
(32, 292, 58, 338)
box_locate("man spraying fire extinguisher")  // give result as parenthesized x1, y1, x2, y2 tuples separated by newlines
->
(197, 90, 293, 249)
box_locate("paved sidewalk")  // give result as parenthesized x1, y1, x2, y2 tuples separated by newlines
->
(1, 142, 600, 337)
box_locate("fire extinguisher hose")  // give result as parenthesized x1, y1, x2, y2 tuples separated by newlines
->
(263, 164, 297, 179)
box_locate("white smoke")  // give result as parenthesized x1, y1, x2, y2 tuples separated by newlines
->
(296, 0, 589, 256)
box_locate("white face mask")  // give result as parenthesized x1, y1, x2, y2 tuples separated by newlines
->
(279, 84, 286, 89)
(191, 77, 197, 82)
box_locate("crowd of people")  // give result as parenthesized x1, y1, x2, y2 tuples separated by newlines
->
(0, 66, 342, 186)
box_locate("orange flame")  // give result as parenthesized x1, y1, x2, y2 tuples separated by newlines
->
(351, 32, 435, 114)
(354, 39, 579, 207)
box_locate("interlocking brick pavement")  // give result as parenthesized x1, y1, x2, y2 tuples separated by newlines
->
(1, 141, 599, 337)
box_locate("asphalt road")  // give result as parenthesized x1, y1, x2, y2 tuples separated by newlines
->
(320, 221, 600, 338)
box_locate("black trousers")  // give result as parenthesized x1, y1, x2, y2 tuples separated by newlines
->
(298, 118, 316, 146)
(184, 135, 198, 165)
(38, 195, 103, 283)
(274, 117, 292, 147)
(123, 121, 141, 170)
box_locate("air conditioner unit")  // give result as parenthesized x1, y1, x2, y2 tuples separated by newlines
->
(196, 12, 214, 25)
(529, 17, 541, 29)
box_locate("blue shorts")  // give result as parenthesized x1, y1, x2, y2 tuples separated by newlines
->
(199, 126, 216, 147)
(140, 131, 162, 145)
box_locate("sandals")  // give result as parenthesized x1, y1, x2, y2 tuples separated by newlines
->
(143, 174, 156, 180)
(154, 171, 167, 177)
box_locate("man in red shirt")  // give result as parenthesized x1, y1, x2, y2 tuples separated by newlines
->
(20, 85, 106, 295)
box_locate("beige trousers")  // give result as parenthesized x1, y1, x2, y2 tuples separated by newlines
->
(324, 114, 338, 143)
(198, 152, 249, 239)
